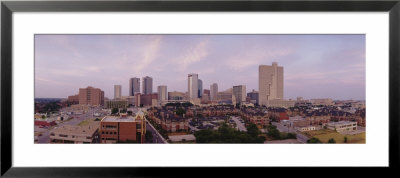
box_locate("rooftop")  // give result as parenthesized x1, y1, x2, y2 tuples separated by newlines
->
(102, 115, 136, 122)
(51, 122, 99, 136)
(327, 121, 357, 126)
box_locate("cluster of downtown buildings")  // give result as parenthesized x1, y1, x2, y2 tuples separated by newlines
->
(35, 62, 366, 144)
(66, 62, 293, 108)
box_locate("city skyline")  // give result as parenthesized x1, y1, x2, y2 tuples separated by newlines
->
(35, 34, 365, 100)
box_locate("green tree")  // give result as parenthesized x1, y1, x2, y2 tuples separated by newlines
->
(247, 123, 260, 137)
(111, 108, 119, 115)
(267, 125, 280, 139)
(287, 133, 297, 139)
(127, 111, 133, 115)
(41, 115, 46, 119)
(344, 136, 348, 143)
(328, 138, 336, 143)
(307, 137, 322, 143)
(176, 108, 186, 116)
(145, 131, 153, 143)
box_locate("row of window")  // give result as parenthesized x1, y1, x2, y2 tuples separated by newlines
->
(102, 131, 117, 135)
(102, 125, 117, 129)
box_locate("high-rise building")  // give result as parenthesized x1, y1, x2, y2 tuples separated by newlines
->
(129, 77, 140, 96)
(259, 62, 284, 106)
(233, 85, 246, 104)
(198, 79, 203, 98)
(79, 86, 105, 106)
(114, 85, 121, 99)
(247, 89, 259, 104)
(157, 85, 167, 102)
(210, 83, 218, 101)
(188, 73, 198, 100)
(142, 76, 153, 95)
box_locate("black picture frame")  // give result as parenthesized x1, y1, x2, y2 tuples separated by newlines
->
(1, 0, 399, 177)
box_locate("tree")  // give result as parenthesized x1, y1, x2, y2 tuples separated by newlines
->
(307, 137, 322, 143)
(287, 133, 297, 139)
(145, 131, 153, 143)
(111, 108, 119, 115)
(344, 136, 348, 143)
(175, 108, 186, 116)
(328, 138, 336, 143)
(247, 123, 260, 137)
(120, 108, 127, 113)
(127, 111, 133, 115)
(41, 115, 46, 119)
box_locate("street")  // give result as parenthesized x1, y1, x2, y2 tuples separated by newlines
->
(145, 120, 167, 144)
(231, 116, 247, 132)
(271, 122, 308, 143)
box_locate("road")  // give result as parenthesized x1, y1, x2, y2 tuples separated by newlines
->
(145, 120, 167, 144)
(295, 132, 309, 143)
(271, 122, 308, 143)
(272, 122, 296, 133)
(231, 116, 247, 132)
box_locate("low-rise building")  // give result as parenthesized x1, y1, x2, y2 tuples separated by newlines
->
(267, 99, 296, 108)
(298, 126, 316, 132)
(49, 122, 100, 143)
(104, 99, 129, 109)
(100, 112, 146, 143)
(326, 121, 357, 132)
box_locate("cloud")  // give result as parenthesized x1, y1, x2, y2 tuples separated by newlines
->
(174, 40, 209, 71)
(131, 36, 163, 73)
(227, 48, 293, 71)
(49, 69, 85, 77)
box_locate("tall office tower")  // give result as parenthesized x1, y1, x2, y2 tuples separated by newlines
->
(142, 76, 153, 95)
(114, 85, 122, 99)
(210, 83, 218, 101)
(259, 62, 284, 106)
(79, 86, 105, 106)
(129, 77, 140, 96)
(157, 85, 167, 102)
(233, 85, 246, 104)
(188, 73, 199, 100)
(198, 79, 203, 98)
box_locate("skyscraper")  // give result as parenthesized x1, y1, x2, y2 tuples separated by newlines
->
(233, 85, 246, 104)
(114, 85, 121, 99)
(142, 76, 153, 95)
(198, 79, 203, 98)
(157, 85, 167, 102)
(129, 77, 140, 96)
(259, 62, 284, 106)
(210, 83, 218, 101)
(188, 73, 198, 100)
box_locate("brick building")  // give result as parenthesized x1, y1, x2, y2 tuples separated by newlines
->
(100, 112, 146, 143)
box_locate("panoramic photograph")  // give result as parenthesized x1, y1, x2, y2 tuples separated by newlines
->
(34, 34, 366, 144)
